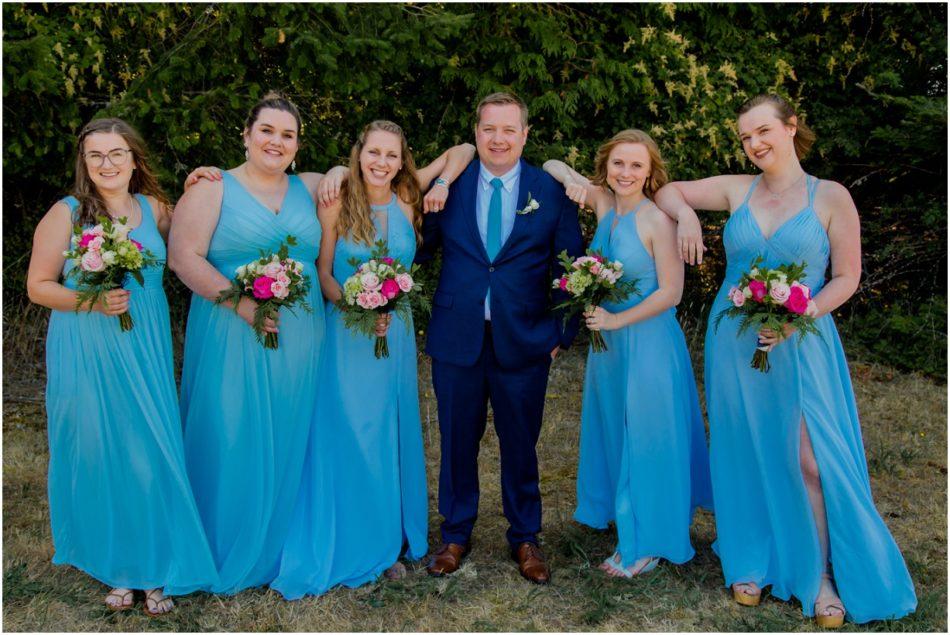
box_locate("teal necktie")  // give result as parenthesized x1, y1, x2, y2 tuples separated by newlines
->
(487, 177, 503, 260)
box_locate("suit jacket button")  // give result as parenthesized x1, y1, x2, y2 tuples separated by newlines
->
(489, 266, 495, 272)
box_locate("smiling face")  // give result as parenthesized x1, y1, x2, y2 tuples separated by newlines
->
(359, 129, 403, 189)
(81, 131, 136, 195)
(243, 107, 299, 173)
(475, 103, 529, 175)
(605, 142, 651, 198)
(738, 104, 797, 171)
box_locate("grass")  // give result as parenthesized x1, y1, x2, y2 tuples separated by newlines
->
(2, 314, 947, 632)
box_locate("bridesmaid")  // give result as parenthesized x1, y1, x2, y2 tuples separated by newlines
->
(168, 92, 330, 594)
(26, 118, 218, 615)
(271, 121, 474, 599)
(655, 94, 917, 626)
(543, 130, 713, 578)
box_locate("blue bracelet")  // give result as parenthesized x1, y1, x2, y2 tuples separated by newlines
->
(434, 177, 449, 188)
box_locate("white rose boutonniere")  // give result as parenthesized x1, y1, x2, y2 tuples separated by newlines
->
(516, 192, 541, 215)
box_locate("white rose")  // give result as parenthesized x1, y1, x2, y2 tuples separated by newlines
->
(101, 250, 116, 265)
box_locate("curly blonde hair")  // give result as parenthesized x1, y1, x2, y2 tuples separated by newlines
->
(590, 129, 668, 200)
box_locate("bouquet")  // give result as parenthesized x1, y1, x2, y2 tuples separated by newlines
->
(551, 249, 639, 353)
(62, 215, 159, 331)
(215, 235, 312, 349)
(338, 240, 428, 358)
(714, 256, 820, 372)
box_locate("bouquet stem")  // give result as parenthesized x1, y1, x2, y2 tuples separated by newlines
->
(264, 331, 279, 350)
(589, 330, 608, 353)
(751, 345, 771, 373)
(374, 335, 389, 359)
(118, 311, 134, 332)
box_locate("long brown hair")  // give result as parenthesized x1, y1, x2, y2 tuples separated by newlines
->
(337, 120, 423, 246)
(590, 129, 669, 201)
(737, 94, 816, 160)
(72, 118, 169, 225)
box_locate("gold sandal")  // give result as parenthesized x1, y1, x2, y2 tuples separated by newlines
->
(732, 582, 761, 607)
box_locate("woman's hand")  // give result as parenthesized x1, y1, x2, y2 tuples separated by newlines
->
(236, 296, 279, 334)
(758, 300, 820, 348)
(677, 208, 706, 265)
(423, 182, 449, 213)
(183, 166, 223, 191)
(93, 289, 131, 316)
(584, 305, 619, 331)
(318, 166, 348, 206)
(564, 179, 591, 211)
(374, 313, 392, 337)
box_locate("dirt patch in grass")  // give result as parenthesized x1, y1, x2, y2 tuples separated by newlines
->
(3, 340, 946, 631)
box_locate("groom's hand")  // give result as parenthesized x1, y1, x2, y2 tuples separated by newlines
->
(550, 346, 560, 360)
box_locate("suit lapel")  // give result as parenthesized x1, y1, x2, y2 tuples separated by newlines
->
(496, 159, 538, 261)
(457, 161, 489, 263)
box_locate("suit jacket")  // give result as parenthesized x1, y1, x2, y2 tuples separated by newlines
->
(417, 158, 584, 368)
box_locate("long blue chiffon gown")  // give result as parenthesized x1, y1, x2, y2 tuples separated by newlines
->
(179, 172, 325, 594)
(46, 195, 218, 594)
(574, 203, 714, 570)
(705, 174, 916, 623)
(273, 193, 428, 599)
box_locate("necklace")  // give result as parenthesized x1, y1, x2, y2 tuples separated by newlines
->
(106, 194, 137, 223)
(762, 171, 805, 201)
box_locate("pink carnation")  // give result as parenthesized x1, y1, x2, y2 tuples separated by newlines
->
(381, 278, 400, 300)
(785, 286, 809, 314)
(252, 276, 275, 299)
(748, 279, 767, 303)
(791, 281, 811, 299)
(130, 239, 143, 251)
(395, 273, 413, 292)
(381, 257, 395, 265)
(78, 232, 97, 248)
(558, 276, 569, 291)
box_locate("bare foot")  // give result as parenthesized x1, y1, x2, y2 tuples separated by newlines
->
(815, 575, 845, 625)
(105, 587, 134, 611)
(143, 588, 174, 617)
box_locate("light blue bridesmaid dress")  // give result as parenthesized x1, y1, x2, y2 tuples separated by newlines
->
(574, 202, 714, 570)
(46, 195, 218, 594)
(272, 193, 428, 599)
(178, 172, 325, 594)
(705, 175, 916, 623)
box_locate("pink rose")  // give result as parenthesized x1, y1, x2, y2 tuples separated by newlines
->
(558, 276, 569, 291)
(785, 286, 809, 314)
(276, 273, 291, 286)
(252, 276, 275, 299)
(791, 281, 811, 299)
(360, 272, 381, 291)
(87, 236, 105, 252)
(748, 279, 767, 303)
(263, 261, 283, 278)
(373, 291, 388, 307)
(356, 291, 374, 309)
(381, 257, 395, 265)
(130, 239, 143, 251)
(729, 286, 746, 307)
(590, 263, 602, 275)
(80, 250, 105, 272)
(769, 282, 791, 304)
(271, 280, 289, 300)
(381, 278, 400, 300)
(395, 273, 413, 292)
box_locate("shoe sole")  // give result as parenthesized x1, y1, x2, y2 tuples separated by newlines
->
(733, 589, 762, 606)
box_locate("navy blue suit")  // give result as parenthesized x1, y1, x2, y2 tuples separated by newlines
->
(417, 158, 583, 547)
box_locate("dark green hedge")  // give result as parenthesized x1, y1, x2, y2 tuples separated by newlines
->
(3, 3, 946, 376)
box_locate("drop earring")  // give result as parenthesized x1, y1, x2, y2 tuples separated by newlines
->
(245, 148, 249, 160)
(291, 160, 296, 171)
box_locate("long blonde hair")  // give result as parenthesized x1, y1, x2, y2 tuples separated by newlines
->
(590, 129, 669, 200)
(337, 120, 423, 246)
(72, 118, 169, 225)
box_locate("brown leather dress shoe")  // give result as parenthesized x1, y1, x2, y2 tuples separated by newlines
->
(427, 542, 469, 576)
(512, 542, 550, 584)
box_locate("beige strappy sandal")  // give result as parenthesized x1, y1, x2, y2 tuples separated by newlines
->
(143, 588, 174, 617)
(104, 587, 134, 611)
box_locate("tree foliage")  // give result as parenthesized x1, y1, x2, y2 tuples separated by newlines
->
(3, 2, 946, 375)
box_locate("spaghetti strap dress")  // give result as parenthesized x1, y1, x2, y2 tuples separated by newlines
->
(574, 203, 713, 569)
(705, 174, 917, 623)
(273, 193, 428, 599)
(178, 172, 325, 594)
(46, 195, 218, 594)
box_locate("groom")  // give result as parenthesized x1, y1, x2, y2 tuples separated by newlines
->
(417, 92, 583, 583)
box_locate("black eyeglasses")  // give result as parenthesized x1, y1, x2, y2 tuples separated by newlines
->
(84, 148, 133, 167)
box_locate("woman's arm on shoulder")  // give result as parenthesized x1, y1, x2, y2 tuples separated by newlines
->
(813, 179, 861, 316)
(316, 198, 343, 303)
(542, 159, 613, 217)
(417, 143, 476, 213)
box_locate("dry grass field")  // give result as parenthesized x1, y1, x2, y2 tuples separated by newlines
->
(3, 312, 946, 632)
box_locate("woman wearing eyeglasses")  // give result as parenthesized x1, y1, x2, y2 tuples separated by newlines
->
(26, 118, 218, 615)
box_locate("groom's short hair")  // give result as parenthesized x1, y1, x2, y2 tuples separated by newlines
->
(475, 92, 529, 129)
